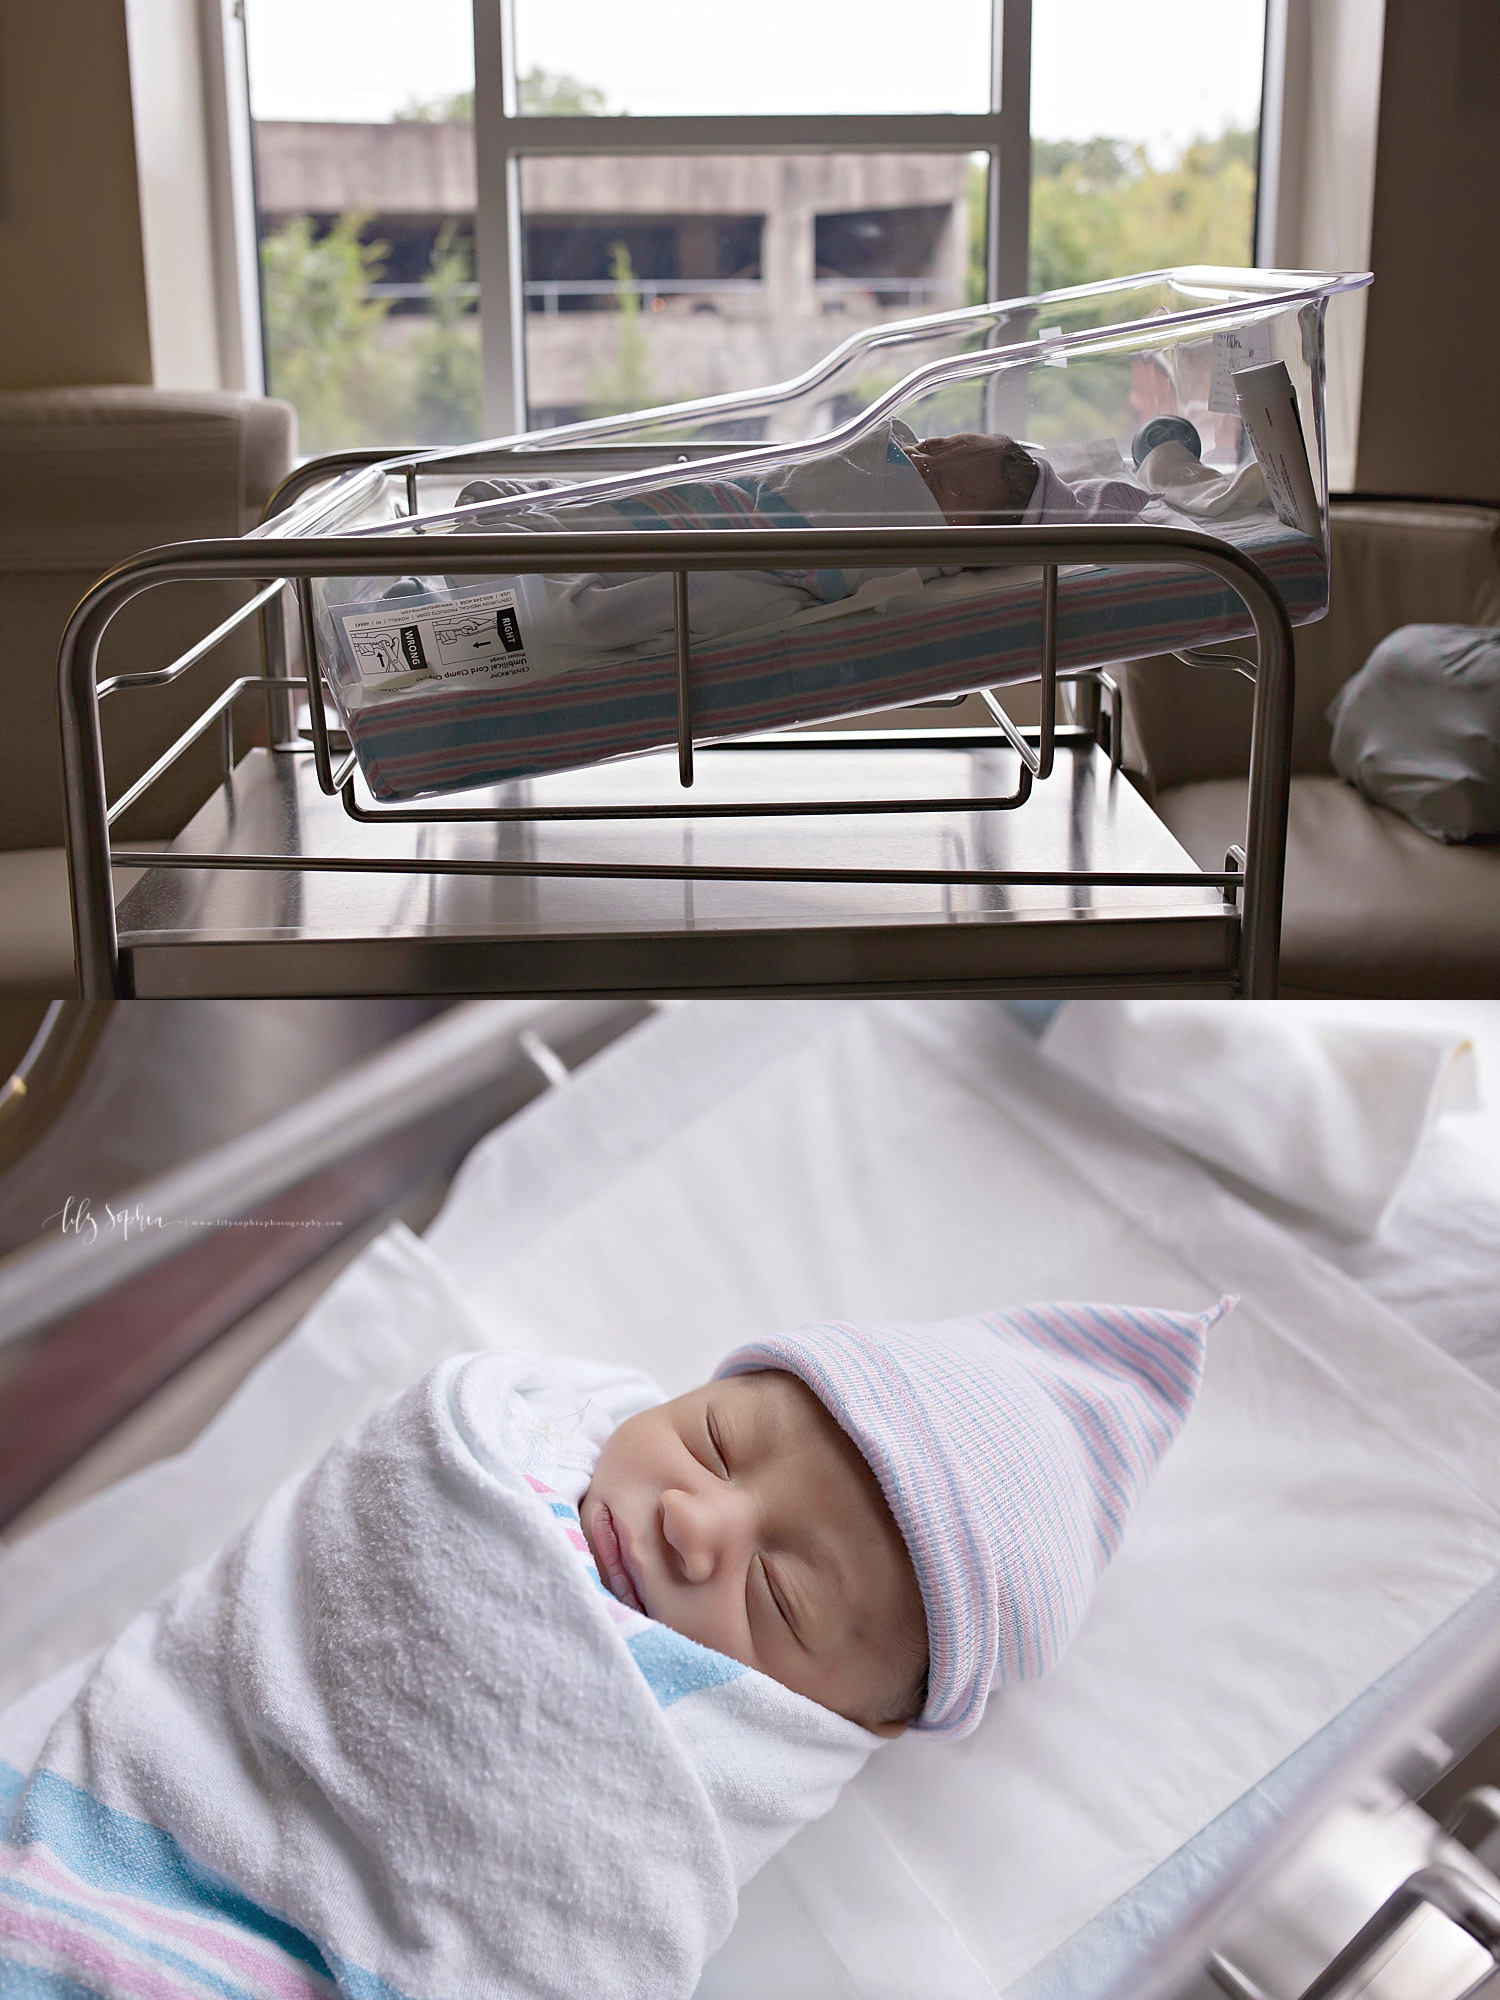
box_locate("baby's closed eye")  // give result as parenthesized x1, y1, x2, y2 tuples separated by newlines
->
(703, 1408, 730, 1476)
(750, 1552, 807, 1651)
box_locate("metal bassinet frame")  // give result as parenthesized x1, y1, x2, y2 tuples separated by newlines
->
(57, 462, 1294, 1000)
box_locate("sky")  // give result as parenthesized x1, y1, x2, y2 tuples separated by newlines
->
(244, 0, 1266, 155)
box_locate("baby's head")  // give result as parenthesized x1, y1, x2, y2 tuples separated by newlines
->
(582, 1369, 927, 1735)
(906, 431, 1041, 523)
(584, 1299, 1226, 1737)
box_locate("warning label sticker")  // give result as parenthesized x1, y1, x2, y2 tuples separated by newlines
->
(1208, 323, 1275, 412)
(332, 585, 547, 697)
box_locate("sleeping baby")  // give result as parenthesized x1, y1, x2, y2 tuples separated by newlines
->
(903, 419, 1271, 530)
(348, 414, 1272, 685)
(0, 1287, 1227, 2000)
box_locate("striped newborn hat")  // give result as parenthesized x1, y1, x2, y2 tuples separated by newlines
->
(716, 1297, 1230, 1738)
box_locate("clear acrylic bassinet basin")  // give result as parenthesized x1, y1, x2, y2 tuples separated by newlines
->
(281, 266, 1368, 804)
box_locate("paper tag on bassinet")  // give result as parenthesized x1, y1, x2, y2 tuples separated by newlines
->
(1209, 323, 1274, 411)
(334, 585, 542, 696)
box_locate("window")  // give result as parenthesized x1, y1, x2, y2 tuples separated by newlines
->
(244, 0, 479, 452)
(481, 0, 1013, 437)
(1030, 1, 1267, 291)
(514, 153, 984, 432)
(241, 1, 1266, 452)
(508, 0, 995, 118)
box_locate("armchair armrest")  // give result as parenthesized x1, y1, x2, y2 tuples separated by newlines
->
(0, 388, 295, 852)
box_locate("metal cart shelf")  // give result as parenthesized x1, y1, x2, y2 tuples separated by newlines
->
(111, 726, 1240, 999)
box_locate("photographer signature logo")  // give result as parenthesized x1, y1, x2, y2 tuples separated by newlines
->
(46, 1196, 342, 1246)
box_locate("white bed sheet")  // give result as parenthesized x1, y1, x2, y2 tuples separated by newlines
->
(1033, 1002, 1500, 1389)
(1284, 1004, 1500, 1386)
(4, 1001, 1500, 2000)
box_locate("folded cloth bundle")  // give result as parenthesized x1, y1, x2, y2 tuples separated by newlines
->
(1039, 1000, 1480, 1236)
(0, 1353, 876, 2000)
(1327, 623, 1500, 843)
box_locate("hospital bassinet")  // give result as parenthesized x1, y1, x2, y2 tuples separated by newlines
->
(304, 269, 1339, 801)
(6, 998, 1500, 2000)
(58, 268, 1368, 1001)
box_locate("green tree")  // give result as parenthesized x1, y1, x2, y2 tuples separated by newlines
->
(966, 154, 989, 306)
(518, 67, 609, 116)
(406, 221, 483, 445)
(586, 242, 655, 417)
(261, 213, 398, 451)
(395, 87, 474, 121)
(1029, 127, 1257, 294)
(395, 68, 610, 121)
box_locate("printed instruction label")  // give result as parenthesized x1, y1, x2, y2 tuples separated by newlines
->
(333, 586, 542, 697)
(1233, 360, 1321, 541)
(1209, 323, 1274, 411)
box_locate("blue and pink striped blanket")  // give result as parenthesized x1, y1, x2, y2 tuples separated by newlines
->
(318, 460, 1325, 803)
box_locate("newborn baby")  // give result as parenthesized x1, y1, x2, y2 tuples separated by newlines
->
(905, 429, 1047, 521)
(0, 1291, 1224, 2000)
(584, 1367, 928, 1734)
(463, 418, 1261, 650)
(904, 424, 1267, 527)
(347, 416, 1265, 692)
(588, 1295, 1223, 1739)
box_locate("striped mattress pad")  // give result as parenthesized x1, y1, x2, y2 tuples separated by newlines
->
(333, 515, 1326, 804)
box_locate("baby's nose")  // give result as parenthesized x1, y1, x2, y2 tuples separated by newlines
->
(660, 1486, 737, 1585)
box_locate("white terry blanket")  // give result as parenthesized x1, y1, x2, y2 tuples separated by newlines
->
(0, 1331, 876, 2000)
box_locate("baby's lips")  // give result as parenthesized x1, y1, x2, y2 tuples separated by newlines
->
(592, 1501, 646, 1613)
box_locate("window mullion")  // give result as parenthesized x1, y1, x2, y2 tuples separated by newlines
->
(992, 0, 1031, 300)
(487, 113, 1011, 155)
(474, 0, 525, 433)
(474, 0, 1027, 433)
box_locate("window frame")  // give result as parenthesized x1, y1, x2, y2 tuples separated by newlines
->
(470, 0, 1032, 434)
(226, 0, 1282, 446)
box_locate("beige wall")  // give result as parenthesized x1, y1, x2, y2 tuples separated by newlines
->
(1356, 0, 1500, 499)
(0, 0, 153, 390)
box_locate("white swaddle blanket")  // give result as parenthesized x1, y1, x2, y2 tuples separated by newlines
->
(0, 1339, 876, 2000)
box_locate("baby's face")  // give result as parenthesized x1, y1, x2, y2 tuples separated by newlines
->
(907, 431, 1040, 523)
(581, 1370, 926, 1734)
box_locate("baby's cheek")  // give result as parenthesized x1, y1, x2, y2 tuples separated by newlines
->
(676, 1589, 757, 1673)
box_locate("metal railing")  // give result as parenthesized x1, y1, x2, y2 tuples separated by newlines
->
(524, 276, 760, 312)
(1209, 1860, 1500, 2000)
(360, 276, 953, 313)
(57, 507, 1294, 1001)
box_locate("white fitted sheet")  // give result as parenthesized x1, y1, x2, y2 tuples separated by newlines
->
(1278, 1004, 1500, 1387)
(1032, 1002, 1500, 1390)
(4, 1001, 1500, 2000)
